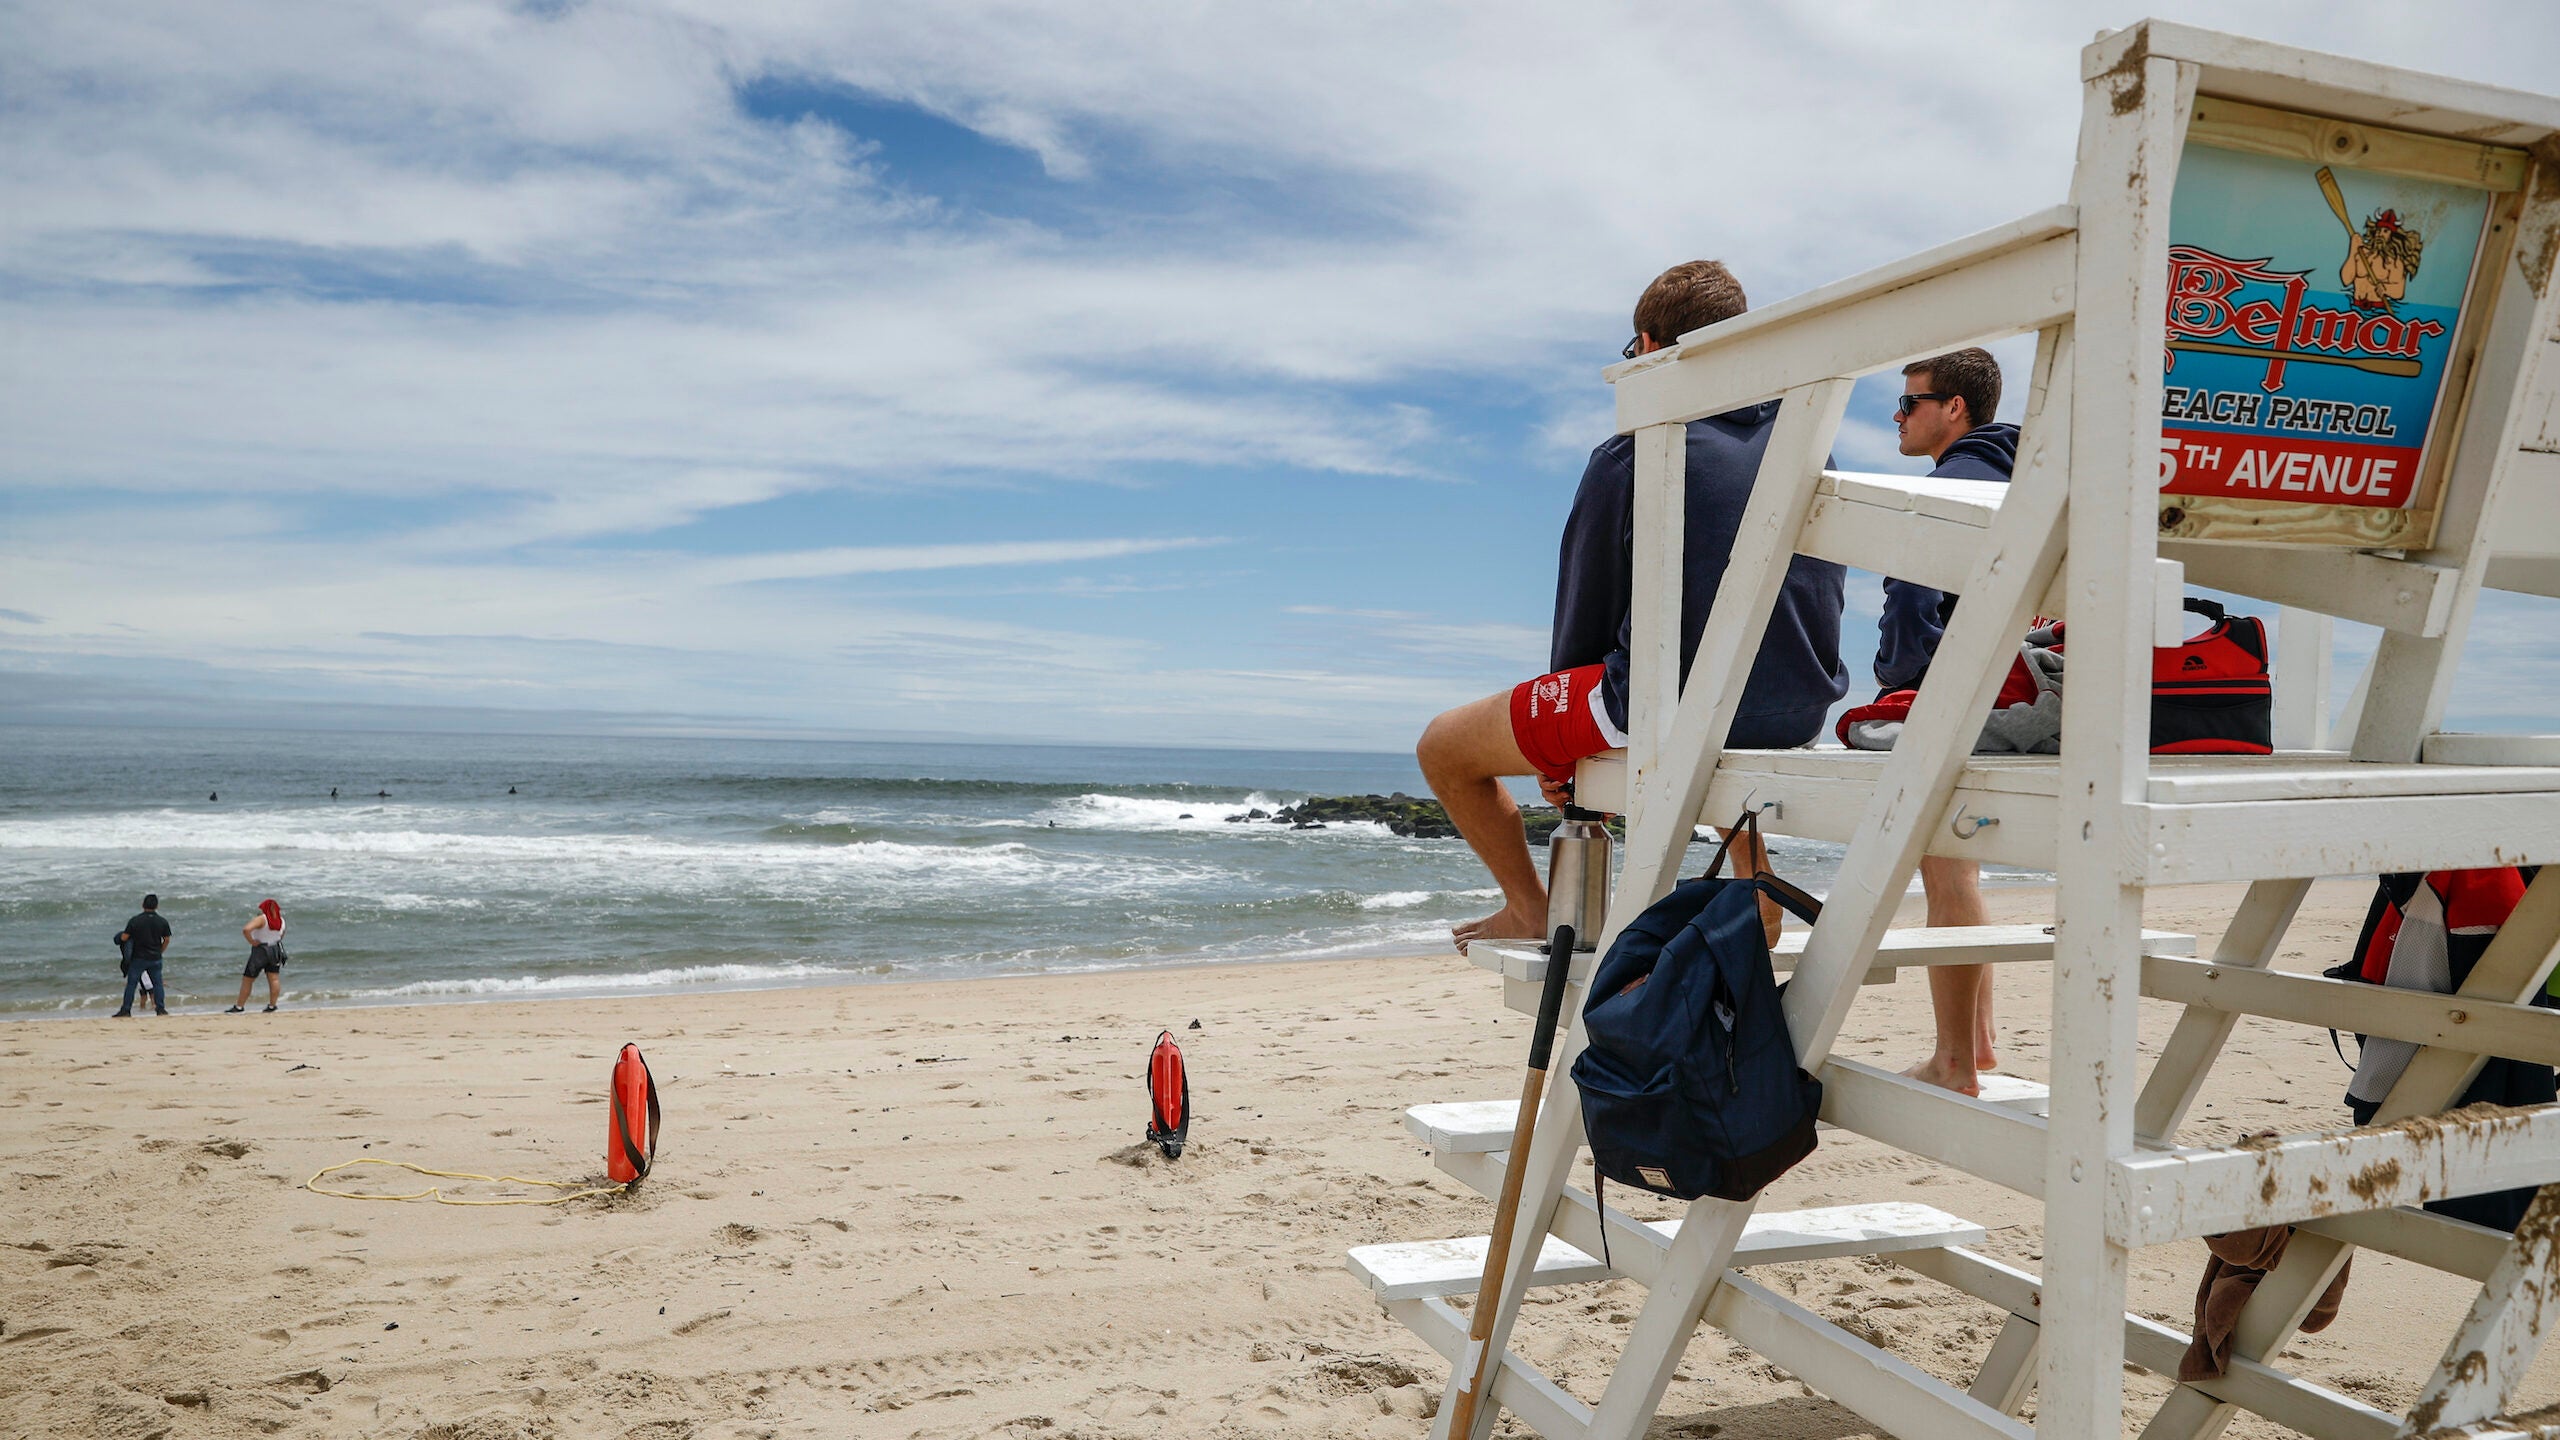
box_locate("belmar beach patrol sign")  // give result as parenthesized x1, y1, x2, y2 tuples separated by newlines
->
(2156, 97, 2532, 548)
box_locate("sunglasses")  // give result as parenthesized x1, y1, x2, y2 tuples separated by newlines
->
(1894, 391, 1953, 418)
(1622, 335, 1648, 360)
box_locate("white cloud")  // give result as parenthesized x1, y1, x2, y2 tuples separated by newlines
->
(690, 536, 1221, 585)
(4, 1, 2556, 745)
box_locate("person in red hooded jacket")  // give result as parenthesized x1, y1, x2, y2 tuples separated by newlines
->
(227, 898, 288, 1013)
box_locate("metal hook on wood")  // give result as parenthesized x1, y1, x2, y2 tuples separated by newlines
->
(1950, 804, 1999, 840)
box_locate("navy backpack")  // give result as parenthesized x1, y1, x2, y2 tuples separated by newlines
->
(1573, 811, 1823, 1206)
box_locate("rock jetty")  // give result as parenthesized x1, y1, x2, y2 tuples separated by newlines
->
(1223, 793, 1620, 843)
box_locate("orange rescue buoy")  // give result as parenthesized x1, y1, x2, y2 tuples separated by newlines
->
(1145, 1031, 1189, 1160)
(607, 1043, 660, 1185)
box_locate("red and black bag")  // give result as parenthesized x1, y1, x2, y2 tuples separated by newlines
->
(2145, 598, 2273, 754)
(1145, 1031, 1190, 1160)
(2011, 597, 2274, 755)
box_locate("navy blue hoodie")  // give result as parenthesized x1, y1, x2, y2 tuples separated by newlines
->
(1551, 402, 1849, 748)
(1873, 422, 2020, 693)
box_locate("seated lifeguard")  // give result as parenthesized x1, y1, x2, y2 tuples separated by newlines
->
(1418, 260, 1849, 953)
(1877, 349, 2020, 1097)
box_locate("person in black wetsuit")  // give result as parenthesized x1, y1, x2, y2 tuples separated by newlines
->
(1417, 260, 1848, 953)
(114, 894, 172, 1018)
(1879, 348, 2021, 1097)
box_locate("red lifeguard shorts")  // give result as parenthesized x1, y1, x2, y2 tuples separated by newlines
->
(1508, 664, 1628, 782)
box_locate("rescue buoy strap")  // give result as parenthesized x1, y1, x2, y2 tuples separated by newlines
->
(303, 1157, 623, 1206)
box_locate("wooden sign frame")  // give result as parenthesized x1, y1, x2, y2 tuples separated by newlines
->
(2155, 95, 2531, 549)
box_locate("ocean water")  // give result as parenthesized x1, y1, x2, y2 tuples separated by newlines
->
(0, 725, 2036, 1017)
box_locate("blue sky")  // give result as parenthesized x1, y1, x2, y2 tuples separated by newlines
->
(3, 2, 2555, 750)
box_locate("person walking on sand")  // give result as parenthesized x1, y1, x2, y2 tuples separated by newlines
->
(113, 894, 172, 1018)
(1416, 260, 1848, 953)
(228, 898, 288, 1013)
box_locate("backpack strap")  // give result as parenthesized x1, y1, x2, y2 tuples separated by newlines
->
(616, 1052, 660, 1183)
(1699, 809, 1753, 880)
(1702, 808, 1823, 926)
(1753, 874, 1823, 927)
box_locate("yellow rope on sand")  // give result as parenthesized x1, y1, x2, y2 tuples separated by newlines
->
(304, 1157, 624, 1206)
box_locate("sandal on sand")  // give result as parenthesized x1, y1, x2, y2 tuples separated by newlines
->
(223, 1005, 244, 1013)
(263, 1004, 278, 1012)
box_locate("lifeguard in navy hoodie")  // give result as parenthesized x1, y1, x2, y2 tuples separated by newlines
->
(1873, 420, 2020, 692)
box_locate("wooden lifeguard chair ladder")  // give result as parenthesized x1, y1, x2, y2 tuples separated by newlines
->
(1349, 19, 2560, 1438)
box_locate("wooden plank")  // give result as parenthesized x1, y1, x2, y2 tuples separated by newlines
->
(1801, 487, 2187, 622)
(2107, 1103, 2560, 1248)
(1629, 422, 1686, 807)
(1477, 926, 2199, 986)
(2297, 1205, 2511, 1283)
(1352, 1232, 1616, 1300)
(2138, 792, 2560, 884)
(2138, 759, 2560, 803)
(2163, 541, 2459, 636)
(2184, 94, 2531, 192)
(2122, 1312, 2400, 1440)
(1798, 495, 1987, 595)
(1612, 234, 2076, 433)
(2046, 38, 2191, 1433)
(1967, 1313, 2039, 1416)
(1391, 1296, 1594, 1440)
(2403, 1187, 2560, 1433)
(2425, 733, 2560, 766)
(1819, 1059, 2049, 1199)
(2296, 1206, 2511, 1283)
(1897, 1246, 2403, 1440)
(2106, 21, 2560, 145)
(2139, 955, 2560, 1067)
(1606, 207, 2075, 379)
(1406, 1100, 1531, 1154)
(1351, 1203, 1988, 1302)
(1704, 1272, 2031, 1440)
(2485, 552, 2560, 597)
(2158, 494, 2422, 549)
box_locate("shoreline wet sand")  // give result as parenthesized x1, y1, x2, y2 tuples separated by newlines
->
(8, 879, 2559, 1438)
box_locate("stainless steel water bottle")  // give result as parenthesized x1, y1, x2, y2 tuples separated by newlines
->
(1542, 805, 1612, 952)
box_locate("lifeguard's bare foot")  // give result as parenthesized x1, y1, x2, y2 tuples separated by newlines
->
(1901, 1054, 1982, 1097)
(1452, 904, 1546, 955)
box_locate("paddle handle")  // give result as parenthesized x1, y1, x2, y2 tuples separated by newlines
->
(1447, 922, 1575, 1439)
(2315, 165, 2355, 234)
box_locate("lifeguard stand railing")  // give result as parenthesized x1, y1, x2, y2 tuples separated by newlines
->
(1348, 20, 2560, 1439)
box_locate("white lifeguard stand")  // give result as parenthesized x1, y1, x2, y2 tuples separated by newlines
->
(1350, 20, 2560, 1439)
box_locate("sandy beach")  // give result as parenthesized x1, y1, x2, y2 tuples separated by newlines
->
(9, 879, 2559, 1439)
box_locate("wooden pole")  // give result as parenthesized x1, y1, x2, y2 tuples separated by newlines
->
(1444, 922, 1576, 1440)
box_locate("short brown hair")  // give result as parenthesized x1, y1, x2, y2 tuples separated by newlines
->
(1903, 348, 2001, 427)
(1633, 261, 1747, 348)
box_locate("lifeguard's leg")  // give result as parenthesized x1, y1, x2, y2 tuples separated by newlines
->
(1905, 856, 1995, 1094)
(1417, 691, 1545, 953)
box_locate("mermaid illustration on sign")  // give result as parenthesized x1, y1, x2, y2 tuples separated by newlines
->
(2316, 165, 2423, 311)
